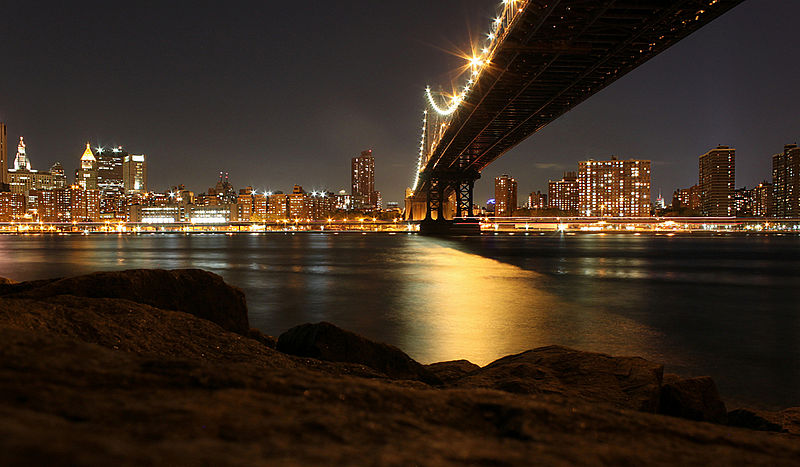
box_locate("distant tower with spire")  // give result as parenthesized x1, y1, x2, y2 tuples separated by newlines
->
(77, 142, 98, 189)
(13, 137, 31, 171)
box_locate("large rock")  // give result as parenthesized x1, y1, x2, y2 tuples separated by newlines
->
(727, 409, 786, 433)
(5, 269, 249, 335)
(277, 322, 441, 385)
(425, 360, 480, 384)
(658, 374, 727, 423)
(455, 345, 664, 412)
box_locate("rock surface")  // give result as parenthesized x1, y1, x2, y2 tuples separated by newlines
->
(0, 269, 798, 466)
(658, 374, 728, 423)
(278, 322, 441, 384)
(0, 269, 249, 334)
(452, 345, 664, 412)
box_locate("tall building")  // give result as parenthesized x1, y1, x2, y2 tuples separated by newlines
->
(734, 187, 754, 217)
(0, 192, 26, 221)
(13, 137, 31, 171)
(97, 145, 125, 197)
(753, 182, 773, 217)
(672, 185, 701, 212)
(772, 144, 800, 218)
(50, 162, 67, 188)
(494, 174, 517, 217)
(548, 172, 579, 214)
(123, 154, 147, 194)
(578, 158, 651, 217)
(351, 149, 380, 211)
(77, 143, 98, 190)
(0, 123, 8, 189)
(698, 145, 735, 217)
(527, 191, 547, 210)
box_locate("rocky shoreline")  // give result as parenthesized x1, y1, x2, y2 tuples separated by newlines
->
(0, 269, 797, 465)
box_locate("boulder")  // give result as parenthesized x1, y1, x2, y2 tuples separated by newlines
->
(7, 269, 249, 335)
(455, 345, 664, 412)
(0, 277, 16, 285)
(658, 374, 727, 423)
(277, 322, 441, 385)
(727, 409, 786, 433)
(247, 328, 277, 349)
(425, 360, 480, 384)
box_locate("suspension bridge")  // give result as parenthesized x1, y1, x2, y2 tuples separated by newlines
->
(405, 0, 745, 233)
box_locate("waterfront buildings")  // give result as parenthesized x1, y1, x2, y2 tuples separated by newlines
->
(772, 144, 800, 218)
(578, 158, 651, 217)
(673, 185, 701, 212)
(0, 192, 25, 221)
(699, 146, 735, 217)
(548, 172, 579, 214)
(97, 146, 125, 197)
(0, 123, 8, 190)
(753, 182, 773, 217)
(351, 150, 380, 211)
(494, 174, 517, 217)
(526, 191, 547, 210)
(123, 154, 147, 194)
(76, 143, 98, 190)
(7, 137, 60, 196)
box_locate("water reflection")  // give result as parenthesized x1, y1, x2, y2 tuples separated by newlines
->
(0, 233, 798, 408)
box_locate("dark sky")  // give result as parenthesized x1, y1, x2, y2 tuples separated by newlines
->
(2, 0, 798, 203)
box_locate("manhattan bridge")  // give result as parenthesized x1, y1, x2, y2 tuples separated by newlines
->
(405, 0, 744, 234)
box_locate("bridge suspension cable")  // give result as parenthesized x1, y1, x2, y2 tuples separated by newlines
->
(412, 0, 530, 190)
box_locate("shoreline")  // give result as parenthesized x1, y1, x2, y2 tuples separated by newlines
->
(0, 269, 798, 465)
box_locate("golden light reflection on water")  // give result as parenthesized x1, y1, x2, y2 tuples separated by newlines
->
(398, 241, 664, 366)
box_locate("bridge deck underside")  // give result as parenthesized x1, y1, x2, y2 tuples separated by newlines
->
(418, 0, 744, 193)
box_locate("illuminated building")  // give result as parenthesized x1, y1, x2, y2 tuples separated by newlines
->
(77, 143, 98, 190)
(734, 187, 754, 217)
(50, 162, 67, 188)
(673, 185, 701, 212)
(267, 193, 289, 221)
(237, 188, 255, 221)
(772, 144, 800, 218)
(211, 172, 237, 204)
(8, 137, 57, 196)
(548, 172, 579, 214)
(97, 145, 125, 197)
(753, 182, 773, 217)
(699, 146, 735, 217)
(13, 136, 31, 171)
(494, 174, 517, 217)
(288, 185, 309, 219)
(578, 158, 651, 217)
(190, 205, 234, 224)
(526, 191, 547, 210)
(0, 123, 8, 190)
(32, 188, 70, 222)
(123, 154, 147, 194)
(335, 189, 352, 211)
(253, 192, 270, 221)
(0, 192, 25, 221)
(351, 150, 380, 211)
(69, 186, 101, 222)
(309, 191, 335, 219)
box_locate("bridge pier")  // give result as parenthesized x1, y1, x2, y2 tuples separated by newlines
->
(418, 172, 481, 235)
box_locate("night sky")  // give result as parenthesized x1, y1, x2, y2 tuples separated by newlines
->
(2, 0, 798, 204)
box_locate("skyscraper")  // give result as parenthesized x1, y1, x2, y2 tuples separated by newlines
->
(772, 144, 800, 218)
(123, 154, 147, 194)
(699, 145, 735, 217)
(351, 149, 380, 211)
(548, 172, 579, 214)
(0, 123, 8, 190)
(494, 174, 517, 217)
(578, 158, 651, 217)
(13, 137, 31, 171)
(97, 145, 126, 197)
(77, 143, 98, 190)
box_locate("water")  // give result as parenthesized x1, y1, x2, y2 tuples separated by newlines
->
(1, 232, 798, 409)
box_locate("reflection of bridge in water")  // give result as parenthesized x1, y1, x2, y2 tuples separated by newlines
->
(405, 0, 745, 234)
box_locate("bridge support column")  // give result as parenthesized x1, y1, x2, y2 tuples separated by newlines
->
(424, 177, 443, 221)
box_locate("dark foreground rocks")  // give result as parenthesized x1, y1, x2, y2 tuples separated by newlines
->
(0, 270, 799, 466)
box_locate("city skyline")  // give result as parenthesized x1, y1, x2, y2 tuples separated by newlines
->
(1, 1, 798, 204)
